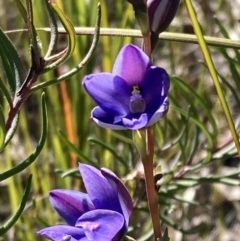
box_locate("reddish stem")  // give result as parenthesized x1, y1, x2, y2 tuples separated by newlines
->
(142, 126, 162, 240)
(141, 9, 162, 239)
(6, 55, 45, 132)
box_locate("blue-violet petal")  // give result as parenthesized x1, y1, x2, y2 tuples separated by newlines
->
(76, 209, 124, 241)
(112, 44, 151, 86)
(49, 190, 94, 226)
(79, 163, 122, 214)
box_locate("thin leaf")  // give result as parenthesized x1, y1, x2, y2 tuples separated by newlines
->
(0, 106, 6, 151)
(185, 0, 240, 156)
(160, 192, 203, 206)
(43, 1, 76, 72)
(0, 76, 13, 106)
(58, 130, 99, 168)
(0, 47, 15, 94)
(26, 0, 42, 67)
(0, 175, 32, 235)
(123, 236, 136, 241)
(219, 178, 240, 186)
(61, 168, 80, 178)
(31, 3, 101, 91)
(0, 93, 48, 181)
(161, 122, 188, 151)
(43, 0, 58, 58)
(161, 214, 204, 234)
(13, 0, 28, 24)
(171, 105, 213, 162)
(4, 113, 19, 147)
(0, 28, 24, 91)
(172, 76, 218, 138)
(110, 131, 135, 145)
(88, 137, 129, 169)
(214, 17, 240, 62)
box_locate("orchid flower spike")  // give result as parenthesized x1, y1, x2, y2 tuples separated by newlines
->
(38, 163, 133, 241)
(83, 44, 170, 130)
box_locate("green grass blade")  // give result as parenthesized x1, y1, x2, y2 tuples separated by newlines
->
(0, 47, 15, 94)
(0, 175, 32, 235)
(0, 76, 13, 106)
(171, 105, 213, 162)
(185, 0, 240, 156)
(13, 0, 27, 24)
(88, 137, 130, 169)
(0, 28, 24, 92)
(172, 76, 218, 138)
(0, 105, 6, 151)
(58, 130, 100, 168)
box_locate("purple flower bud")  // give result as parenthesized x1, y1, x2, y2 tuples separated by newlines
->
(148, 0, 180, 34)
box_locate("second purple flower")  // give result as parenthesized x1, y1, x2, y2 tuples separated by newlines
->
(38, 164, 133, 241)
(82, 44, 170, 130)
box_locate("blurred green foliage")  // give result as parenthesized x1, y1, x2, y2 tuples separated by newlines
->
(0, 0, 240, 241)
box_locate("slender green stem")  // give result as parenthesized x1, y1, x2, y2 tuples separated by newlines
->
(185, 0, 240, 156)
(6, 27, 240, 49)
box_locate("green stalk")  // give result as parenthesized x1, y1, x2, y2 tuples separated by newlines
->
(15, 28, 240, 49)
(185, 0, 240, 156)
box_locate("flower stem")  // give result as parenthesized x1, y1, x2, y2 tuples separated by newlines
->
(143, 32, 151, 57)
(141, 11, 162, 238)
(142, 126, 162, 240)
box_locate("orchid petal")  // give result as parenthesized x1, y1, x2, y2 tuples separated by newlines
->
(83, 73, 130, 115)
(91, 107, 127, 130)
(141, 66, 170, 114)
(122, 113, 149, 130)
(50, 190, 94, 226)
(113, 44, 151, 86)
(79, 163, 122, 214)
(101, 168, 133, 231)
(37, 225, 86, 241)
(92, 108, 149, 130)
(76, 209, 124, 241)
(147, 97, 169, 126)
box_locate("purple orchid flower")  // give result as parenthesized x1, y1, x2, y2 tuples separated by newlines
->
(82, 44, 170, 130)
(37, 163, 133, 241)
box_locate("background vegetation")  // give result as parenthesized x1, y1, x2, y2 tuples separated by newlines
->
(0, 0, 240, 240)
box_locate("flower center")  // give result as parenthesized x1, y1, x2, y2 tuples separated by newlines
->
(129, 86, 146, 113)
